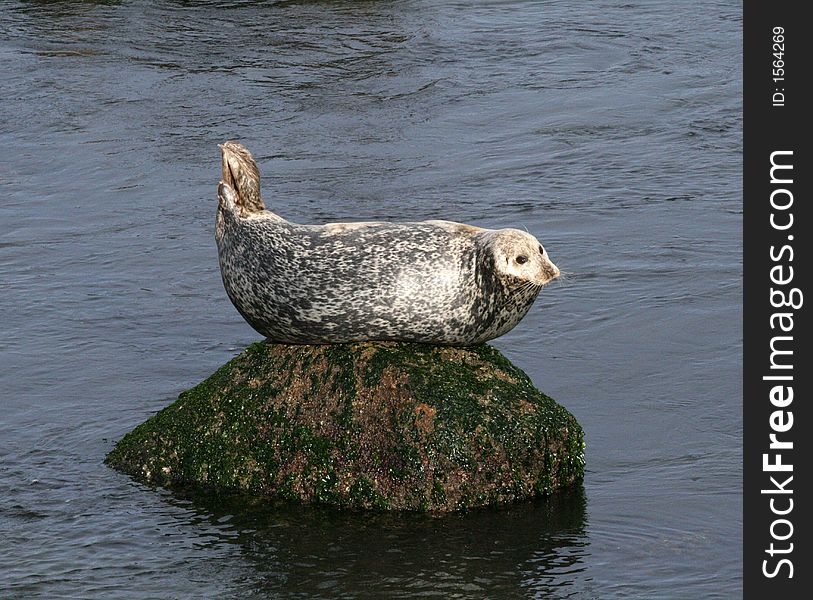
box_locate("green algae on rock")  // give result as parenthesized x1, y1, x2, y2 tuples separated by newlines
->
(106, 342, 584, 511)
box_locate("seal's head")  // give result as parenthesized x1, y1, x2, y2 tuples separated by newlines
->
(484, 228, 560, 287)
(219, 141, 264, 215)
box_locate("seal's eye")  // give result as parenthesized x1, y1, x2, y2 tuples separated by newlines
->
(539, 245, 545, 255)
(516, 255, 528, 265)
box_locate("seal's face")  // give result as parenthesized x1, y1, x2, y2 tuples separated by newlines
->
(487, 229, 560, 287)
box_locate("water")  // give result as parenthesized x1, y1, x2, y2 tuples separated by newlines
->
(0, 0, 741, 597)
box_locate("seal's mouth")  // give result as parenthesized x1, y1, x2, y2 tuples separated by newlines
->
(542, 263, 561, 285)
(516, 265, 559, 288)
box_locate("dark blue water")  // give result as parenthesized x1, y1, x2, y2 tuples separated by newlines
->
(1, 0, 741, 597)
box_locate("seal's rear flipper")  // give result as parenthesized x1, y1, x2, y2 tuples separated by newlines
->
(217, 181, 240, 214)
(219, 141, 265, 215)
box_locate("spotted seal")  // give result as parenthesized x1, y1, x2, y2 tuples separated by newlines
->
(215, 141, 560, 345)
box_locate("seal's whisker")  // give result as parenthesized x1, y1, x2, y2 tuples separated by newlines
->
(519, 280, 542, 295)
(552, 270, 574, 287)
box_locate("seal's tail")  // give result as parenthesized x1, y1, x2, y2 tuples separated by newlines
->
(219, 141, 265, 214)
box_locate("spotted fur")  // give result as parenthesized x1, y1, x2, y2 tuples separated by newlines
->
(215, 142, 559, 345)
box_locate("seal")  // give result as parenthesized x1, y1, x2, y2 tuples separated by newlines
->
(215, 141, 560, 345)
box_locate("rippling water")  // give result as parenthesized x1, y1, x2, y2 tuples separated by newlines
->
(1, 0, 741, 597)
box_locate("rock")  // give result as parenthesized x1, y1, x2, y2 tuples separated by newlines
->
(106, 342, 585, 511)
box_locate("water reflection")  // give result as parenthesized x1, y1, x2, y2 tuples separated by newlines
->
(165, 485, 589, 597)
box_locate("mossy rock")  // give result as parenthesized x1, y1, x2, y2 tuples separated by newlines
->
(106, 342, 585, 511)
